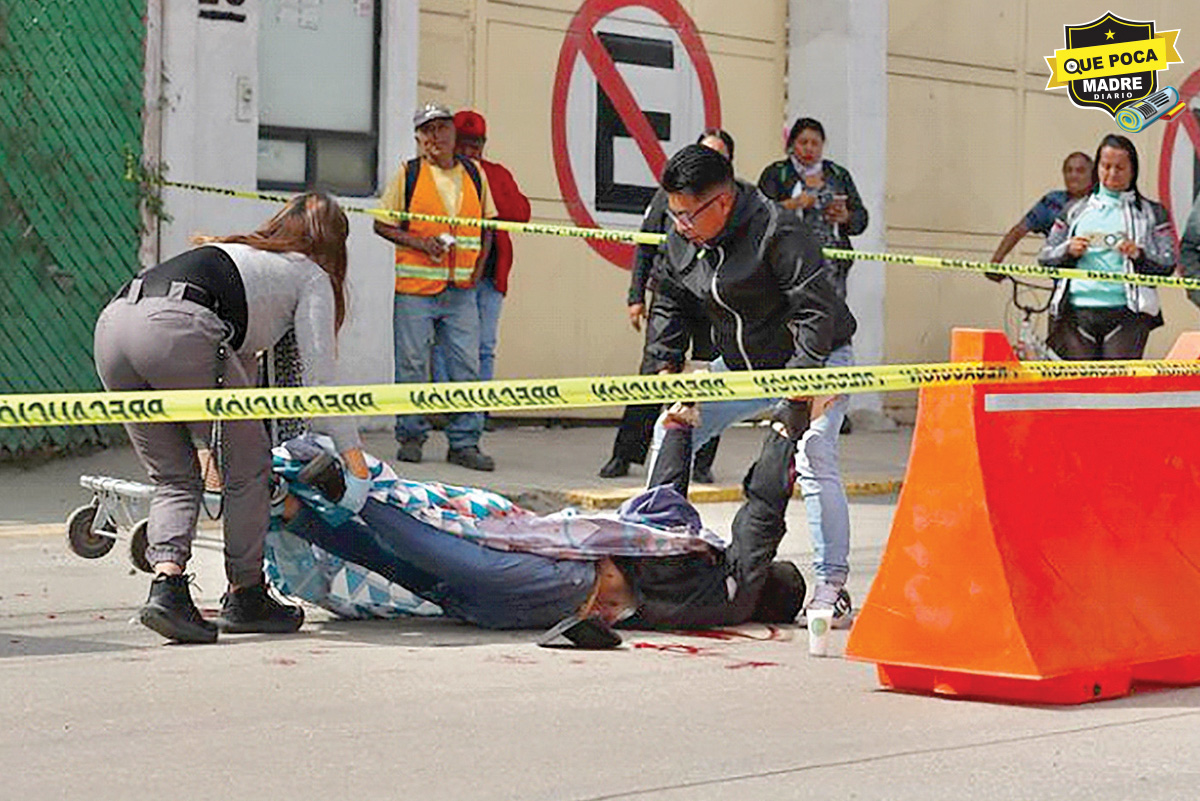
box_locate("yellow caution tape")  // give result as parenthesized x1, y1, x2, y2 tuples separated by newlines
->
(156, 179, 667, 245)
(821, 248, 1200, 291)
(361, 206, 667, 245)
(5, 360, 1200, 429)
(153, 178, 1200, 291)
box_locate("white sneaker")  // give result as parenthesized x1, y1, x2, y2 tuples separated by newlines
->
(800, 582, 853, 629)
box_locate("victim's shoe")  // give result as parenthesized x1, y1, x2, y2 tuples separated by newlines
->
(139, 573, 218, 644)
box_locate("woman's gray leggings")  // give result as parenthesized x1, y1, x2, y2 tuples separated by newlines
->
(93, 293, 270, 586)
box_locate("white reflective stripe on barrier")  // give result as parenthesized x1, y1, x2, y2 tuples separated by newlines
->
(984, 391, 1200, 412)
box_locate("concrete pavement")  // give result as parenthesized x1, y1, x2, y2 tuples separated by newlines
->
(4, 423, 1200, 799)
(0, 420, 911, 525)
(4, 497, 1200, 801)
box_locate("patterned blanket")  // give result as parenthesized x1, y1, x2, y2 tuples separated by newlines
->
(265, 436, 726, 619)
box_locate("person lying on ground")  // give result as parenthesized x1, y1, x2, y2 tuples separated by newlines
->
(271, 400, 812, 631)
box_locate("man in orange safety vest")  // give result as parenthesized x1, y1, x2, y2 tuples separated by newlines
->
(374, 102, 497, 471)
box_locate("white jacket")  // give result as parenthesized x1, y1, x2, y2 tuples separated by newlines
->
(1038, 190, 1176, 320)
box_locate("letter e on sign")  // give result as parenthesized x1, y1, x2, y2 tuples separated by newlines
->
(552, 0, 721, 268)
(1159, 68, 1200, 239)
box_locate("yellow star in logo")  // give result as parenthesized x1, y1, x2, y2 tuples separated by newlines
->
(1105, 30, 1115, 40)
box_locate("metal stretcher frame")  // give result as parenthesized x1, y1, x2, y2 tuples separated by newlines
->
(65, 331, 305, 572)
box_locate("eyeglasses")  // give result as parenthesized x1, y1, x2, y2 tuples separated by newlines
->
(666, 191, 728, 230)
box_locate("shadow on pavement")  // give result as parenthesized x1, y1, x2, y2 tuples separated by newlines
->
(0, 631, 137, 658)
(866, 682, 1200, 712)
(309, 616, 538, 648)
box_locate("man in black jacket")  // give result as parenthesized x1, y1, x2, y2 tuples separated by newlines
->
(643, 144, 858, 627)
(598, 130, 736, 484)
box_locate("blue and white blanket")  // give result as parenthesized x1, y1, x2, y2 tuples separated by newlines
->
(265, 436, 725, 620)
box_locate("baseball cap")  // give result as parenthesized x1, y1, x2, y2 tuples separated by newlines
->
(454, 109, 487, 140)
(413, 102, 453, 130)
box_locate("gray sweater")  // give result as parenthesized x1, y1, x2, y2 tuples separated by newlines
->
(210, 243, 360, 452)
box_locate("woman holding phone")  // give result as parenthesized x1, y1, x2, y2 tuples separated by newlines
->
(1037, 133, 1176, 360)
(757, 117, 869, 301)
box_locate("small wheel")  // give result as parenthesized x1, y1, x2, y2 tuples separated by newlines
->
(66, 503, 116, 559)
(129, 519, 153, 574)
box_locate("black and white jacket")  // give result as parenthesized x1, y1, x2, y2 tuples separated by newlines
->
(1038, 189, 1176, 323)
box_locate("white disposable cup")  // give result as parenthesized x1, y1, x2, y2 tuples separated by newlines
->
(807, 609, 834, 657)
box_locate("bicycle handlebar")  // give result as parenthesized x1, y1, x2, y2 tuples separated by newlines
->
(1006, 275, 1052, 315)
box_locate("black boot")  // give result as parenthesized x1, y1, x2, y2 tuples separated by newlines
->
(217, 581, 304, 634)
(692, 436, 720, 484)
(139, 574, 218, 644)
(598, 455, 631, 478)
(446, 445, 495, 471)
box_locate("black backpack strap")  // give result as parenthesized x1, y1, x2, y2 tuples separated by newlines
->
(456, 155, 484, 205)
(400, 157, 422, 231)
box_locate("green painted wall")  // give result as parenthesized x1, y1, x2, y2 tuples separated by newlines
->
(0, 0, 145, 456)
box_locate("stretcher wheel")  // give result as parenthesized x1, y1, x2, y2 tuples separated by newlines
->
(66, 503, 116, 559)
(129, 519, 153, 574)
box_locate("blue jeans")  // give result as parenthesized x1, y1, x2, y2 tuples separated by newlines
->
(647, 345, 854, 584)
(287, 499, 595, 629)
(433, 276, 504, 383)
(393, 287, 484, 449)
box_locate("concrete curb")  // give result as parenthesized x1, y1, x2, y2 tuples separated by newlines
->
(2, 519, 223, 540)
(0, 522, 65, 538)
(562, 477, 903, 510)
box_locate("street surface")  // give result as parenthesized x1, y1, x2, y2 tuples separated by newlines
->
(2, 425, 1198, 799)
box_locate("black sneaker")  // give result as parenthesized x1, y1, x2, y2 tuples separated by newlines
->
(217, 582, 304, 634)
(447, 445, 495, 471)
(800, 584, 854, 630)
(598, 456, 631, 478)
(396, 439, 423, 463)
(138, 574, 218, 644)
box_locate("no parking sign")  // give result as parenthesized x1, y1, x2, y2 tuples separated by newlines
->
(1158, 68, 1200, 237)
(552, 0, 721, 267)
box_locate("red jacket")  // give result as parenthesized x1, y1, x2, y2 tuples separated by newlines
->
(479, 159, 530, 295)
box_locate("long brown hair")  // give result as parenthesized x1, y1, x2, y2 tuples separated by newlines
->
(194, 192, 350, 331)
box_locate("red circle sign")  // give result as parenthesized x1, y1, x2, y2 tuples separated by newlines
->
(1158, 68, 1200, 238)
(552, 0, 722, 267)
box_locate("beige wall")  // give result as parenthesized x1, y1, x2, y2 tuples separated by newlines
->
(884, 0, 1200, 415)
(412, 1, 1200, 421)
(414, 0, 788, 415)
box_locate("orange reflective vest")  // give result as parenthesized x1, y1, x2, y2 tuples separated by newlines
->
(394, 159, 484, 295)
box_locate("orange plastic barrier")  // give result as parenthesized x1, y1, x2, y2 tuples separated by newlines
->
(845, 328, 1200, 704)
